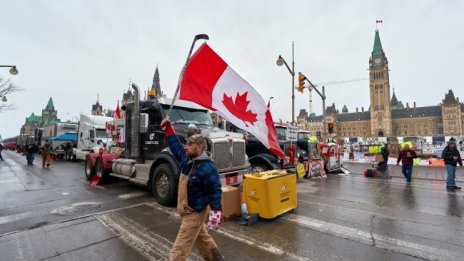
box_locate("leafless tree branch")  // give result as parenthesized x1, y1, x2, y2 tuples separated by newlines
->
(0, 77, 24, 113)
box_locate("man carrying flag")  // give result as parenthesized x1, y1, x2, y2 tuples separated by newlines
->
(163, 41, 285, 261)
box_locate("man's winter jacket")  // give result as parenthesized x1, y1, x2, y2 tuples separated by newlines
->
(167, 135, 222, 212)
(397, 149, 417, 166)
(441, 146, 463, 166)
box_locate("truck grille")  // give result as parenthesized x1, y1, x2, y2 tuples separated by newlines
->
(232, 141, 245, 166)
(213, 142, 230, 169)
(211, 139, 246, 170)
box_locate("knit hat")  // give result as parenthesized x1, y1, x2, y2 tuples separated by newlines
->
(449, 137, 456, 144)
(186, 134, 207, 150)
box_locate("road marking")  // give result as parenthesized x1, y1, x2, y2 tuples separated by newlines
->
(145, 203, 312, 261)
(118, 191, 148, 199)
(97, 212, 204, 261)
(0, 212, 34, 225)
(0, 192, 149, 228)
(0, 179, 19, 184)
(51, 201, 101, 215)
(283, 214, 460, 261)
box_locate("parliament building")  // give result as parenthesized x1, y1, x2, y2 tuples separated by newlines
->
(298, 29, 463, 138)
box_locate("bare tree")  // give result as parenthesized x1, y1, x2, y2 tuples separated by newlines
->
(0, 77, 23, 113)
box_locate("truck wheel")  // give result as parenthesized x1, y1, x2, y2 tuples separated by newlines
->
(152, 163, 177, 206)
(251, 163, 269, 173)
(84, 156, 95, 180)
(95, 158, 109, 183)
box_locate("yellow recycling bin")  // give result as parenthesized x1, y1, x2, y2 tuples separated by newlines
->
(243, 170, 297, 219)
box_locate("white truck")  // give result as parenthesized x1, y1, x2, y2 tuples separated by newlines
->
(74, 114, 113, 161)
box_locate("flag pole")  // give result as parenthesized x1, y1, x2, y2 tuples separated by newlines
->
(166, 34, 209, 119)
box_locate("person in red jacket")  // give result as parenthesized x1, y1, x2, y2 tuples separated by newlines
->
(397, 144, 417, 184)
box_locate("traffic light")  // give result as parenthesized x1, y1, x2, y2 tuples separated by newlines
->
(298, 72, 305, 93)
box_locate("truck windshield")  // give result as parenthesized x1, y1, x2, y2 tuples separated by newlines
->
(275, 126, 287, 141)
(298, 132, 311, 140)
(96, 129, 110, 138)
(162, 105, 213, 126)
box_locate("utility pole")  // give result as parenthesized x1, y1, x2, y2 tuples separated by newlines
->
(322, 86, 327, 140)
(308, 88, 313, 115)
(276, 42, 296, 125)
(300, 73, 327, 140)
(291, 41, 295, 124)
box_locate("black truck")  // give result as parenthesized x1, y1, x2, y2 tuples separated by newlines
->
(86, 84, 250, 206)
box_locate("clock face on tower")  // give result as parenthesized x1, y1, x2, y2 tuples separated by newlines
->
(374, 58, 381, 64)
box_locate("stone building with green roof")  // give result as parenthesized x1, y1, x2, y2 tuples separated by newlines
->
(299, 29, 463, 138)
(20, 97, 60, 136)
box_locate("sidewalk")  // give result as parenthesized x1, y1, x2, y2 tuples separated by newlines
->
(343, 162, 464, 183)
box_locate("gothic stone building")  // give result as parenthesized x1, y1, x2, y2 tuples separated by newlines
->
(298, 29, 463, 138)
(20, 97, 60, 136)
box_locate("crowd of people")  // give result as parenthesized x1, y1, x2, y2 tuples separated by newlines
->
(20, 140, 76, 167)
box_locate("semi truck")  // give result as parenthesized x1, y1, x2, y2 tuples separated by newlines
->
(84, 84, 250, 206)
(74, 114, 113, 161)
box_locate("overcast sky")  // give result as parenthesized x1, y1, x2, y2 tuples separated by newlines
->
(1, 0, 463, 139)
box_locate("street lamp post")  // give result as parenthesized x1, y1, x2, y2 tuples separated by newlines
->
(0, 65, 19, 75)
(276, 42, 295, 124)
(1, 65, 19, 103)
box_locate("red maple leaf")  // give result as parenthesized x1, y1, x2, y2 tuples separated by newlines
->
(222, 92, 258, 127)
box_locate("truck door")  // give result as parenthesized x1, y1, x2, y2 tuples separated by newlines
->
(142, 106, 165, 160)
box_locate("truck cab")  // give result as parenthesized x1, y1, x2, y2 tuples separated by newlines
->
(74, 114, 113, 161)
(86, 85, 250, 207)
(244, 123, 295, 172)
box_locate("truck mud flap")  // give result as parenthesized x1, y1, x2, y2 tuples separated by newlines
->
(90, 176, 101, 186)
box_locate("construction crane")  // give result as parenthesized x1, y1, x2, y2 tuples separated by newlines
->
(306, 77, 368, 115)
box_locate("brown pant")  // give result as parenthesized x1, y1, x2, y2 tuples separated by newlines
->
(169, 207, 223, 261)
(42, 154, 51, 167)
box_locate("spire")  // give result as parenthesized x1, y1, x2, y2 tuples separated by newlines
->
(96, 94, 100, 104)
(443, 89, 458, 105)
(46, 97, 55, 110)
(372, 30, 384, 56)
(342, 105, 348, 113)
(151, 66, 162, 98)
(390, 89, 398, 107)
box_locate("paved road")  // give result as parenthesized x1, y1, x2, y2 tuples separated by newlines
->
(1, 150, 463, 260)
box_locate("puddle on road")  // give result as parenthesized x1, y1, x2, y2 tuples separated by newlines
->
(52, 202, 101, 215)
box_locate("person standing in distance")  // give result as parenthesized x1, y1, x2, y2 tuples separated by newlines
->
(442, 138, 463, 190)
(381, 143, 390, 163)
(397, 144, 417, 185)
(161, 119, 224, 261)
(41, 140, 54, 167)
(0, 143, 4, 161)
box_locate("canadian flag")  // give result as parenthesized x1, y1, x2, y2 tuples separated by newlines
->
(179, 43, 285, 158)
(114, 100, 121, 120)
